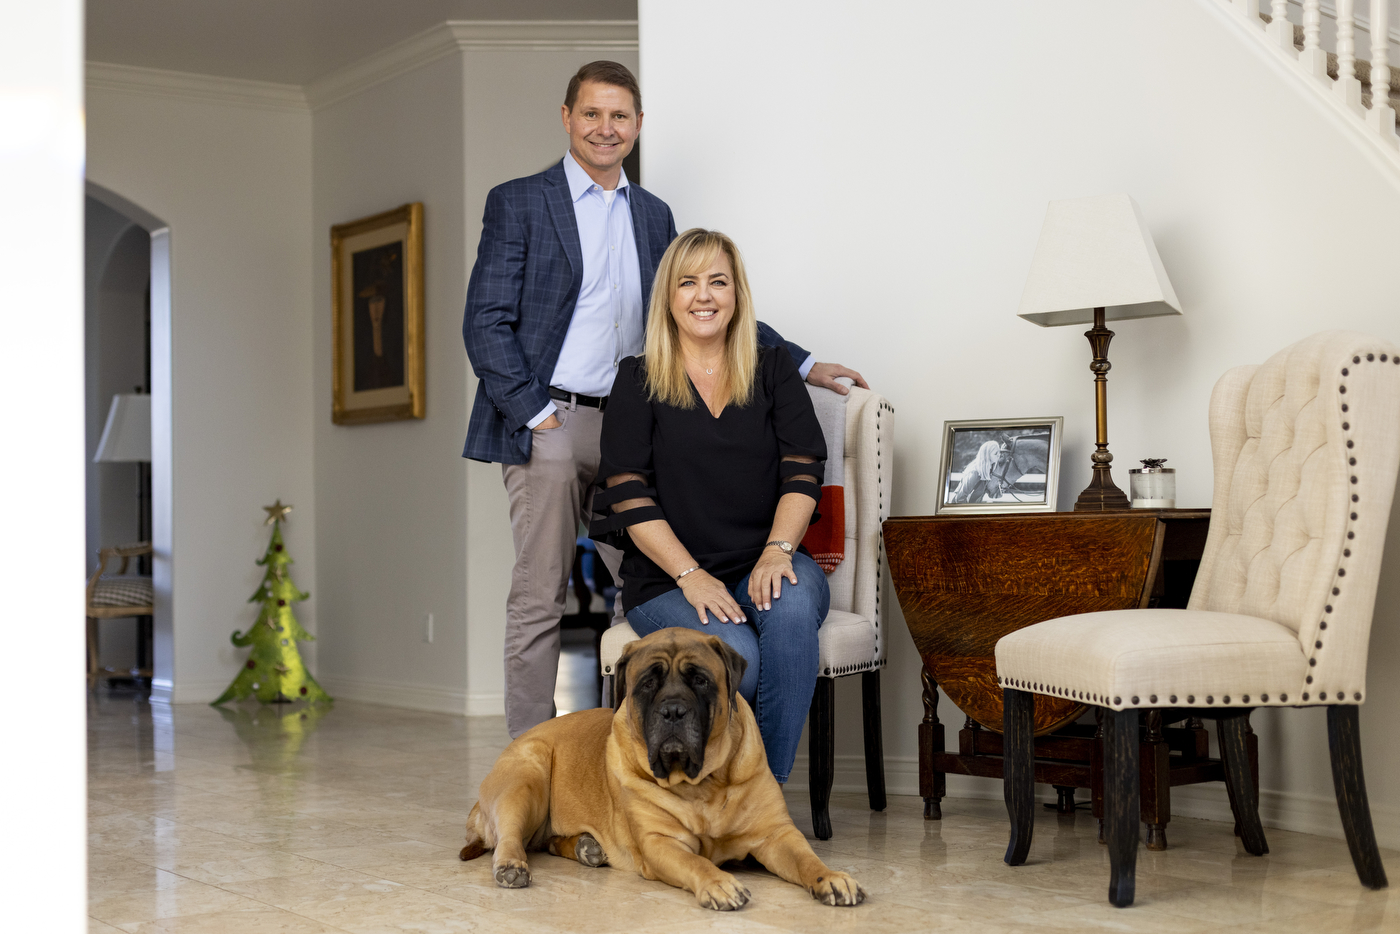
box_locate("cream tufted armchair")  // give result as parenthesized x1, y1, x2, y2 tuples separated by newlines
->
(996, 331, 1400, 907)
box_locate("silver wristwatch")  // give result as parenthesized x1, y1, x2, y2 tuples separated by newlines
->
(765, 540, 795, 555)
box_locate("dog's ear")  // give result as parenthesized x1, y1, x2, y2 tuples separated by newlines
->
(709, 638, 747, 711)
(613, 641, 638, 705)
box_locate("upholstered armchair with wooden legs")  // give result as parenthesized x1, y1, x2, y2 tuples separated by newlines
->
(601, 386, 895, 840)
(996, 331, 1400, 908)
(86, 541, 155, 687)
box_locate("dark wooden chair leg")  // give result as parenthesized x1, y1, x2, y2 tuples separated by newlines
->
(809, 676, 836, 840)
(861, 669, 887, 812)
(920, 669, 946, 820)
(1104, 707, 1140, 908)
(601, 675, 614, 711)
(1002, 688, 1035, 866)
(1328, 704, 1389, 889)
(1218, 711, 1268, 856)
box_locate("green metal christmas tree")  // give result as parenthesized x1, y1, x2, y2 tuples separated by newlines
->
(212, 501, 331, 706)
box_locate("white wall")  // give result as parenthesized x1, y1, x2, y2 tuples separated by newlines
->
(86, 85, 317, 702)
(640, 0, 1400, 842)
(2, 0, 87, 927)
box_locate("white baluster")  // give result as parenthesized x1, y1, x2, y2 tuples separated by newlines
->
(1267, 0, 1297, 56)
(1300, 0, 1329, 80)
(1371, 0, 1399, 141)
(1233, 0, 1261, 26)
(1334, 0, 1364, 113)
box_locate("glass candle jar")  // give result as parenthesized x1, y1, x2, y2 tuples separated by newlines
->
(1130, 459, 1175, 509)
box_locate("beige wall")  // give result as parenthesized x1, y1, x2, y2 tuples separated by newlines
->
(310, 54, 470, 709)
(640, 0, 1400, 842)
(86, 85, 317, 701)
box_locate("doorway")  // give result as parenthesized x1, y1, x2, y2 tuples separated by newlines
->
(84, 182, 173, 698)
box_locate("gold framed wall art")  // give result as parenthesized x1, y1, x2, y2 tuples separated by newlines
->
(331, 202, 425, 425)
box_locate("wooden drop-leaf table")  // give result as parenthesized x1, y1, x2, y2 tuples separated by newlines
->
(883, 510, 1255, 850)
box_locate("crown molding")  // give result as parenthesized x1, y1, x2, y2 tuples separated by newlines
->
(85, 61, 310, 114)
(305, 20, 639, 111)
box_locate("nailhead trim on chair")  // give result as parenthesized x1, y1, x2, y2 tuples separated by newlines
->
(994, 677, 1349, 708)
(821, 658, 887, 678)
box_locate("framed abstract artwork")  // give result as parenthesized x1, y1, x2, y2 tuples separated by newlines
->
(935, 416, 1063, 515)
(331, 202, 425, 425)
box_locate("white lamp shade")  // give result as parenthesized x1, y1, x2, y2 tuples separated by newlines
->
(1017, 193, 1182, 327)
(94, 393, 151, 462)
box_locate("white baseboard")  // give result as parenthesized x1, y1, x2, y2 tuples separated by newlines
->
(152, 679, 237, 705)
(467, 693, 505, 717)
(785, 753, 1400, 848)
(317, 675, 467, 715)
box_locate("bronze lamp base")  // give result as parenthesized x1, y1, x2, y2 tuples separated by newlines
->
(1073, 306, 1131, 512)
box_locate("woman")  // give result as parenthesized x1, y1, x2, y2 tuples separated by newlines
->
(952, 439, 1008, 503)
(590, 228, 827, 783)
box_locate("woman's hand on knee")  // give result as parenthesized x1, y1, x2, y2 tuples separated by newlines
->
(748, 551, 798, 611)
(678, 570, 747, 625)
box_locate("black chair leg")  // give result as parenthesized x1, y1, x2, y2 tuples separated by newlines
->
(1103, 707, 1139, 908)
(809, 677, 835, 840)
(1329, 704, 1389, 889)
(861, 669, 887, 812)
(1002, 688, 1035, 866)
(1218, 711, 1268, 856)
(601, 675, 614, 711)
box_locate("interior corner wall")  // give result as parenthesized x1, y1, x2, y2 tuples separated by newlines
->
(310, 54, 470, 713)
(86, 86, 316, 702)
(640, 0, 1400, 842)
(459, 47, 640, 716)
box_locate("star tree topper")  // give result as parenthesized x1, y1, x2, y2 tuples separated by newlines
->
(263, 500, 293, 525)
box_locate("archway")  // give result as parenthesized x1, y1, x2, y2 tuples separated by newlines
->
(85, 181, 174, 702)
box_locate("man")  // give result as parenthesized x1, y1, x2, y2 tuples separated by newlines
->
(463, 61, 867, 738)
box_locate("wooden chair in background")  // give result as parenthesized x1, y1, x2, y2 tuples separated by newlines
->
(85, 541, 154, 687)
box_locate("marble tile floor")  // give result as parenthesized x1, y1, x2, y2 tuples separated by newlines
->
(88, 687, 1400, 934)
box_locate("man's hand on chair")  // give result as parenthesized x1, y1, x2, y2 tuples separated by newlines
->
(806, 362, 869, 395)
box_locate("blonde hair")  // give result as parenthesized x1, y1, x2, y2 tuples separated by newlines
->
(643, 228, 758, 409)
(970, 440, 1003, 479)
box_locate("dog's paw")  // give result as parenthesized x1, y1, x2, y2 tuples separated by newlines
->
(493, 860, 531, 888)
(696, 874, 751, 911)
(809, 871, 865, 907)
(575, 833, 607, 868)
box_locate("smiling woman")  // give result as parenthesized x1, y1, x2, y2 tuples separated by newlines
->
(589, 228, 828, 784)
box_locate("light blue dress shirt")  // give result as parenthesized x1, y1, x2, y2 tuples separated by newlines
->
(530, 152, 645, 427)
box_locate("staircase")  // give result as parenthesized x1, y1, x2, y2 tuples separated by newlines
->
(1221, 0, 1400, 161)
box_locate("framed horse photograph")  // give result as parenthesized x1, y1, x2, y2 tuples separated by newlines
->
(935, 417, 1063, 515)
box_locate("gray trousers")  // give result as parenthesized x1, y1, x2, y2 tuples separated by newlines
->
(501, 399, 623, 738)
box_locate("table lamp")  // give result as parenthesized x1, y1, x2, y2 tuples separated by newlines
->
(95, 391, 153, 549)
(1017, 193, 1182, 511)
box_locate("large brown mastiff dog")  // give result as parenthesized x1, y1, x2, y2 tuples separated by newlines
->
(459, 628, 865, 910)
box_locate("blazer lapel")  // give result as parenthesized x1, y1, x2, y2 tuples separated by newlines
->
(630, 189, 654, 317)
(543, 161, 583, 292)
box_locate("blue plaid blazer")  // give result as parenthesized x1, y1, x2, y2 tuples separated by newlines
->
(462, 160, 808, 464)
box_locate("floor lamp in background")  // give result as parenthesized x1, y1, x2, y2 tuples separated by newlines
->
(94, 391, 153, 672)
(1016, 194, 1184, 511)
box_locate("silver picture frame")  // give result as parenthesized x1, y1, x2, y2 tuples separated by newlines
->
(935, 416, 1064, 515)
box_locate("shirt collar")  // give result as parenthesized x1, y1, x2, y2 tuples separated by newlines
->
(563, 150, 630, 204)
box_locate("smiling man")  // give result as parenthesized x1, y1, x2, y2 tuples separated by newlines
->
(462, 61, 866, 738)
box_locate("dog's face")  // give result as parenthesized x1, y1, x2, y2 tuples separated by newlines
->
(615, 629, 747, 782)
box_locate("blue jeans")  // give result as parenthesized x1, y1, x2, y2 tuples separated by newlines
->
(627, 552, 829, 783)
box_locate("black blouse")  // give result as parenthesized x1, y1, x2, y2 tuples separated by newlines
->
(590, 347, 827, 612)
